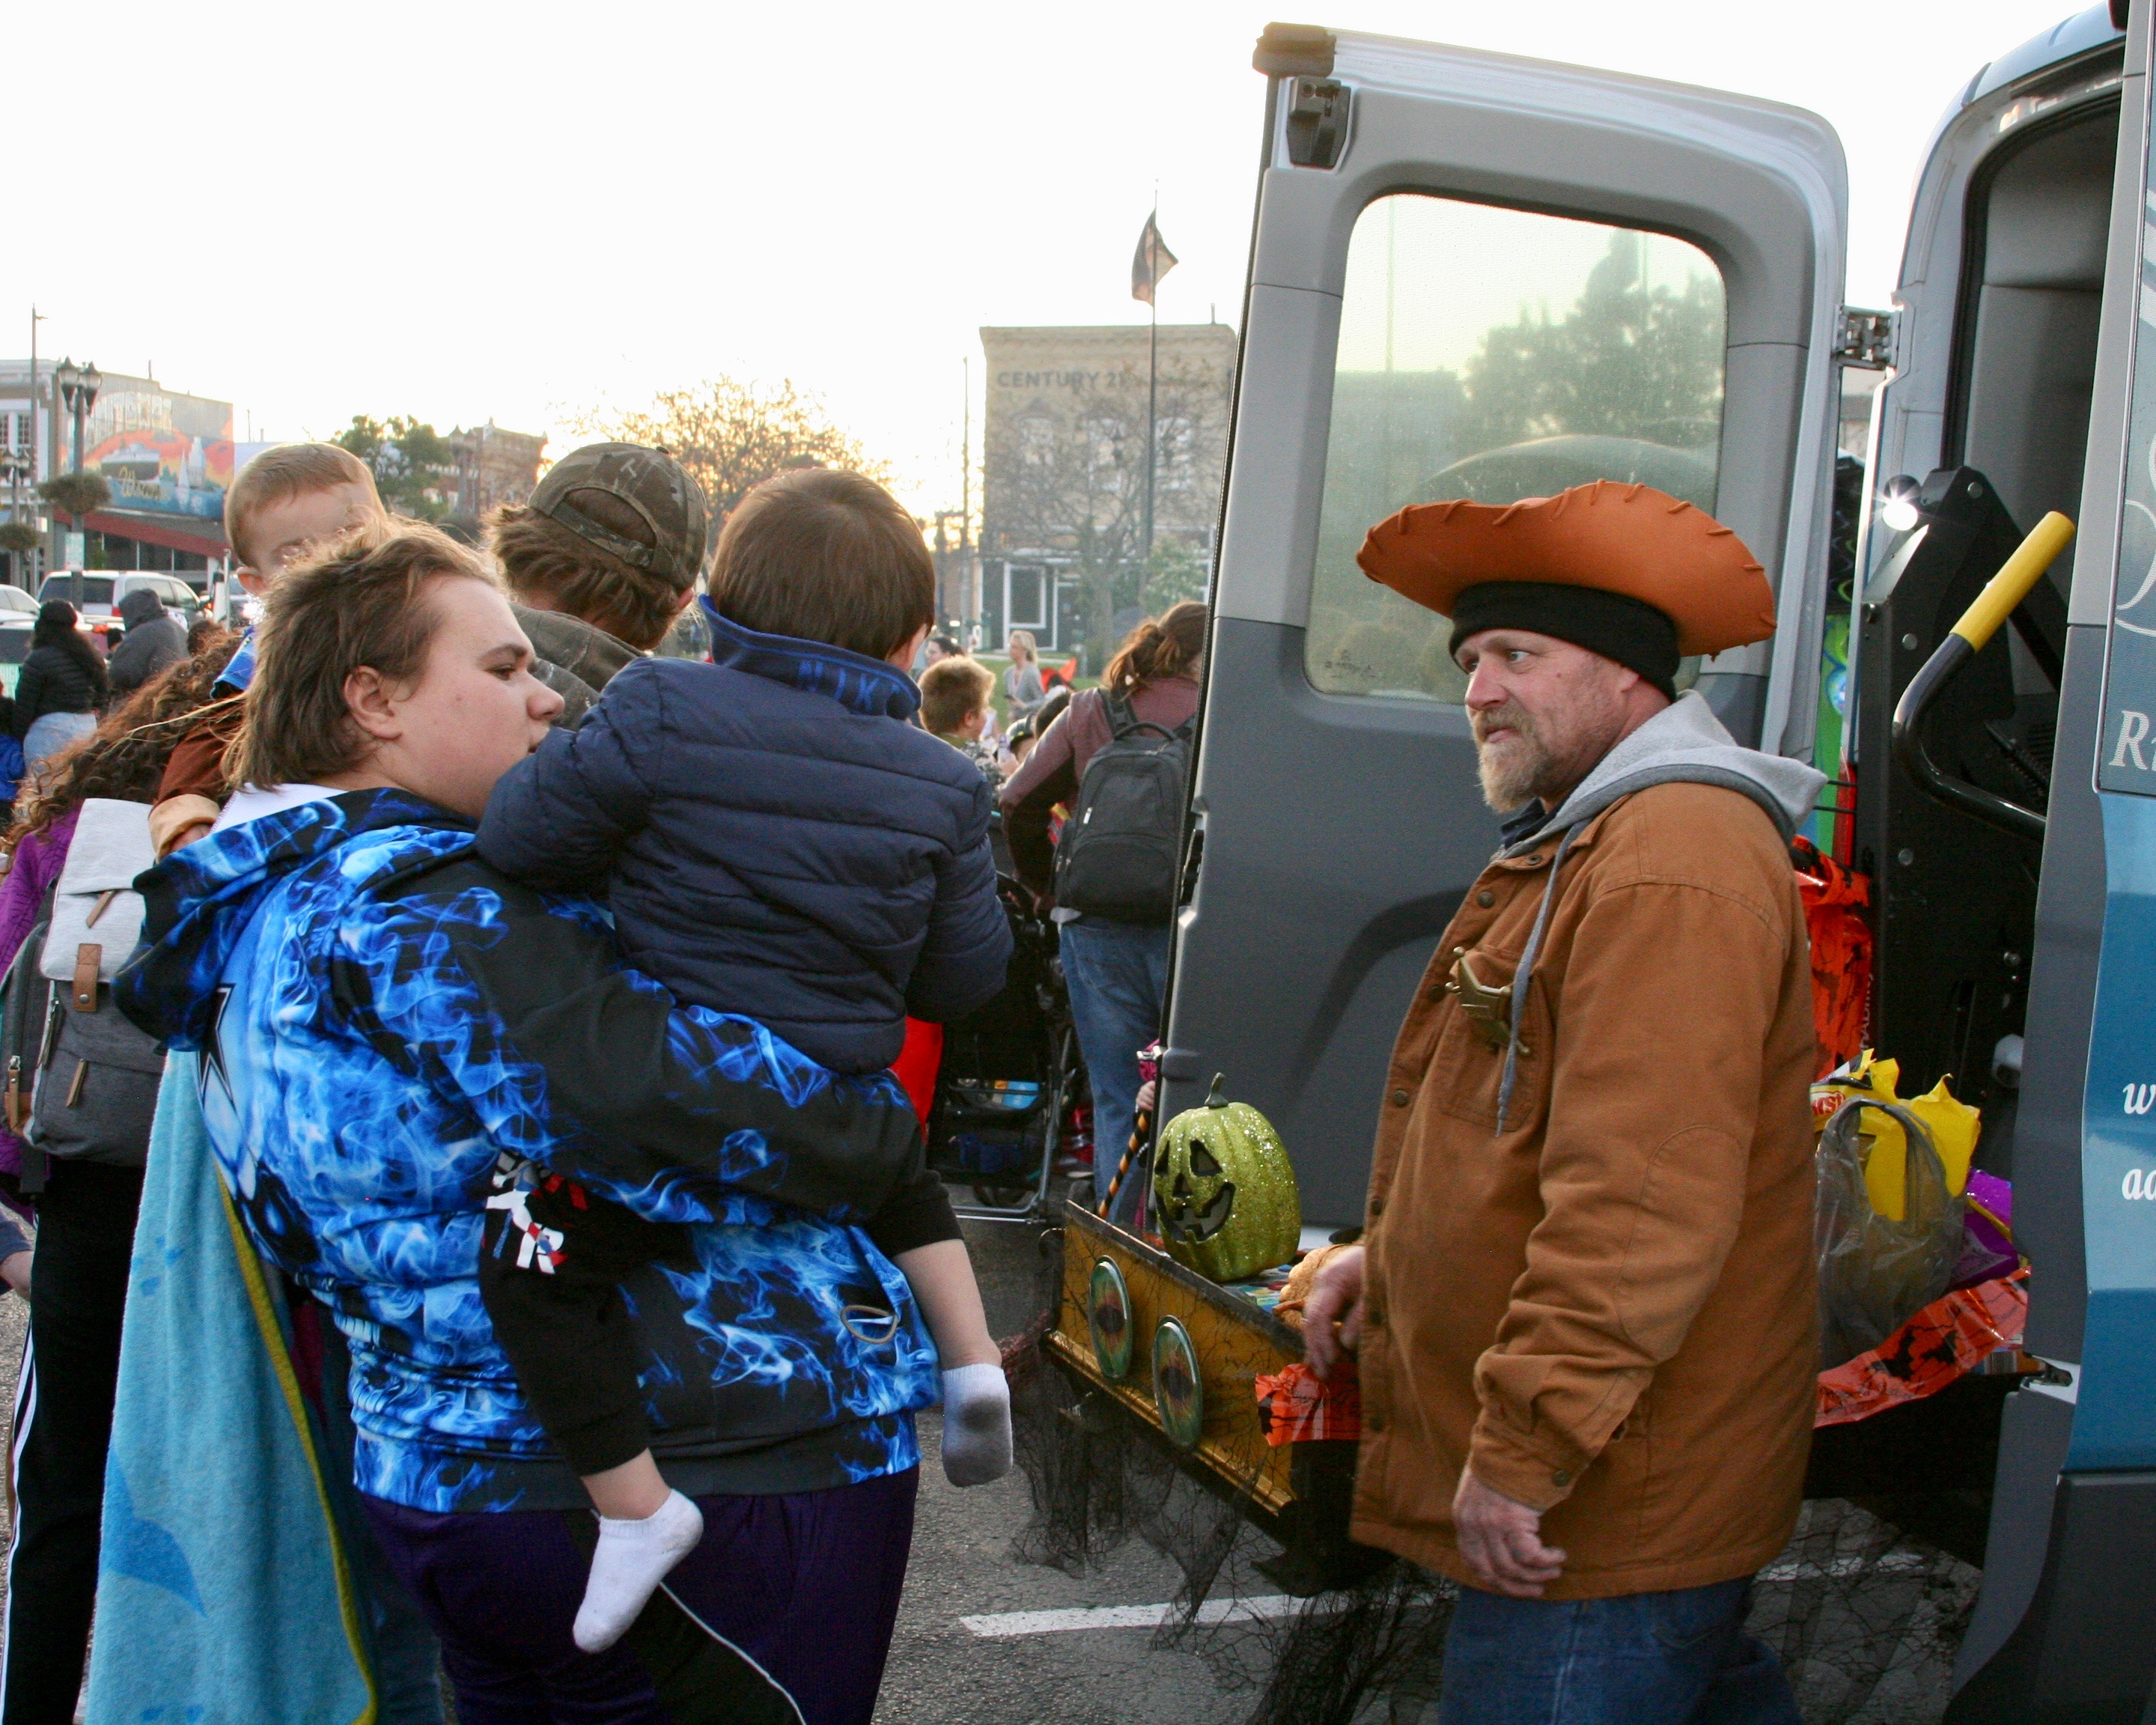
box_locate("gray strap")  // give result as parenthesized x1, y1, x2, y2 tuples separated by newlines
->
(1496, 824, 1580, 1134)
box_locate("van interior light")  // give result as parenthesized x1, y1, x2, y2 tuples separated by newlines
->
(1880, 496, 1921, 534)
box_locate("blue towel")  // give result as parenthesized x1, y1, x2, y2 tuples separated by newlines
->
(85, 1054, 377, 1725)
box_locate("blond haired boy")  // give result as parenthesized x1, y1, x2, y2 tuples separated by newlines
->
(919, 655, 1002, 787)
(150, 443, 386, 854)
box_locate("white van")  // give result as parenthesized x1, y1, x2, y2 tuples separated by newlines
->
(1162, 5, 2155, 1715)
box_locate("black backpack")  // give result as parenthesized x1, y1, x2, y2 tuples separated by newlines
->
(1053, 693, 1193, 924)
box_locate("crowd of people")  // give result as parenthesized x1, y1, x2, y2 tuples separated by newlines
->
(0, 436, 1205, 1723)
(0, 425, 1826, 1725)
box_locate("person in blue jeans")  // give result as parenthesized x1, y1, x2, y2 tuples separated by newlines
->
(1000, 603, 1206, 1224)
(1303, 488, 1818, 1724)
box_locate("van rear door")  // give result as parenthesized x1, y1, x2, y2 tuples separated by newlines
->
(1164, 28, 1848, 1224)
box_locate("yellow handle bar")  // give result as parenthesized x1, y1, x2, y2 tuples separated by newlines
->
(1949, 511, 2075, 653)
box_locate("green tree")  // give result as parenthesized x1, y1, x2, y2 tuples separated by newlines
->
(1453, 232, 1725, 454)
(571, 379, 889, 520)
(335, 415, 457, 519)
(1139, 538, 1209, 612)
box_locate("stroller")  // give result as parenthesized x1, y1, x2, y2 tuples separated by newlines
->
(926, 874, 1086, 1220)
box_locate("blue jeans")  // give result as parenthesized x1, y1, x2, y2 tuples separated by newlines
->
(22, 709, 94, 769)
(1435, 1578, 1799, 1725)
(1059, 916, 1170, 1226)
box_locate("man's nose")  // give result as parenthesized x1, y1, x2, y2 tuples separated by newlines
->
(530, 681, 565, 723)
(1464, 661, 1506, 709)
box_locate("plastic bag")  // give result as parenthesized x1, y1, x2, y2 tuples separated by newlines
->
(1815, 1098, 1966, 1369)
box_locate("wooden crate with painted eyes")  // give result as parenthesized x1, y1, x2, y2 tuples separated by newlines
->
(1045, 1197, 1300, 1522)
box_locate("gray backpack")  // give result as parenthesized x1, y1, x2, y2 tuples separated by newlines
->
(4, 803, 165, 1191)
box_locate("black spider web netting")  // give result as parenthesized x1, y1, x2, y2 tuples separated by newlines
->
(1005, 1223, 1985, 1725)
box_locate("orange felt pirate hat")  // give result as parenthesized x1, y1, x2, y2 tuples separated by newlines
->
(1354, 480, 1776, 658)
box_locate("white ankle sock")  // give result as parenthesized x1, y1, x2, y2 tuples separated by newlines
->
(572, 1488, 704, 1654)
(941, 1363, 1013, 1487)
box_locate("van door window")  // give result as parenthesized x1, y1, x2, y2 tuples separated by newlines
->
(1306, 195, 1729, 702)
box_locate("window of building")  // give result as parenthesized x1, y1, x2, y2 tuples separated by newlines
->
(1084, 417, 1126, 493)
(1306, 195, 1727, 701)
(1020, 416, 1056, 469)
(1159, 416, 1196, 491)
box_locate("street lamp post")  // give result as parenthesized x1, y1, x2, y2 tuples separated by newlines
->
(56, 359, 100, 474)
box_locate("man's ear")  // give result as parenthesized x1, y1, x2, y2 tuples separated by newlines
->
(234, 565, 267, 599)
(342, 666, 404, 745)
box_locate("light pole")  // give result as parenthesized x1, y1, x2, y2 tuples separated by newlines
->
(56, 359, 100, 473)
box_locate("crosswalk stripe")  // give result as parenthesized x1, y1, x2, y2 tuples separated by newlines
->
(960, 1595, 1301, 1637)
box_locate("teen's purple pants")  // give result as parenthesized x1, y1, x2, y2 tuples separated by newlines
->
(361, 1465, 918, 1725)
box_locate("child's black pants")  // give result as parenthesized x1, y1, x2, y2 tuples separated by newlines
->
(476, 1175, 684, 1478)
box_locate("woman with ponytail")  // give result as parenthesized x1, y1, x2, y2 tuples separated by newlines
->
(1000, 600, 1205, 1217)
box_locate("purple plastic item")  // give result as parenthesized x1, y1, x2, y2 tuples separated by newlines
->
(1950, 1170, 2018, 1291)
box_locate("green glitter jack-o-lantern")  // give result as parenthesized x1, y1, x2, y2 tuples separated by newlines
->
(1153, 1074, 1300, 1283)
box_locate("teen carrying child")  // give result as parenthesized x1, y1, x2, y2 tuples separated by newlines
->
(477, 466, 1015, 1652)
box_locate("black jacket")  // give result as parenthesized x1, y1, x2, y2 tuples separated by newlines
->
(13, 645, 104, 736)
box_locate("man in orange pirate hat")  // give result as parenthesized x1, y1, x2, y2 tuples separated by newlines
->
(1305, 481, 1825, 1723)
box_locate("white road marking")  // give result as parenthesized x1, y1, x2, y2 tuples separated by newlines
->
(961, 1595, 1302, 1637)
(1757, 1551, 1940, 1582)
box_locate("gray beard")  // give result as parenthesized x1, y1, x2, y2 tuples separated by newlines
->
(1476, 732, 1551, 813)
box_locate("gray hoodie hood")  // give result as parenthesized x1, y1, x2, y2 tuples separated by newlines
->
(1487, 691, 1824, 1131)
(1500, 691, 1825, 860)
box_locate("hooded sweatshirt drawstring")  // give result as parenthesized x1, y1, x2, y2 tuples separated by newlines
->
(1495, 824, 1580, 1134)
(1479, 693, 1827, 1135)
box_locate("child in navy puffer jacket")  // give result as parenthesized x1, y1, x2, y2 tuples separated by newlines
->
(478, 469, 1014, 1653)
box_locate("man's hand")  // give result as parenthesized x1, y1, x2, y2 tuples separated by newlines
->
(1452, 1466, 1566, 1597)
(1301, 1244, 1364, 1379)
(1, 1248, 31, 1300)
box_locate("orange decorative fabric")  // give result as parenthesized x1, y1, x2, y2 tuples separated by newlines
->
(1354, 481, 1776, 657)
(1792, 839, 1873, 1079)
(1815, 1273, 2027, 1429)
(1255, 1360, 1361, 1446)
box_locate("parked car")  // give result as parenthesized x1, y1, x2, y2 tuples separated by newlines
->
(0, 585, 38, 618)
(35, 571, 204, 643)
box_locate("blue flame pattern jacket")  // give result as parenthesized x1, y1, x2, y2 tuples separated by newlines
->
(114, 788, 940, 1514)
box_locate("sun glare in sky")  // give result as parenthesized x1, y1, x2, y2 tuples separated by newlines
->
(12, 0, 2097, 517)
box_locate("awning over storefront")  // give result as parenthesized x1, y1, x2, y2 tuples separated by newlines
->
(82, 509, 228, 559)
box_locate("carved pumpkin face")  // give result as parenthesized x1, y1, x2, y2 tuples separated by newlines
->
(1151, 1074, 1302, 1283)
(1159, 1132, 1236, 1245)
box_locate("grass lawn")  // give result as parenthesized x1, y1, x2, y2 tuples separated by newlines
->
(973, 653, 1096, 728)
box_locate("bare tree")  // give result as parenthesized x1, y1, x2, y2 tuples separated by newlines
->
(571, 379, 892, 518)
(983, 354, 1228, 662)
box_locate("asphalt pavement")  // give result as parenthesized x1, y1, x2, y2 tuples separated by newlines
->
(0, 1200, 1963, 1724)
(872, 1208, 1274, 1725)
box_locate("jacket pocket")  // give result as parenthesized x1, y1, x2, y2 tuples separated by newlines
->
(31, 1002, 165, 1166)
(1429, 946, 1550, 1134)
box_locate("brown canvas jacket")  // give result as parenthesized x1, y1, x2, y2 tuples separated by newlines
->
(1350, 769, 1820, 1599)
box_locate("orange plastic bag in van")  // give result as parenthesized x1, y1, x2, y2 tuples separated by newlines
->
(1794, 838, 1872, 1079)
(1815, 1271, 2027, 1429)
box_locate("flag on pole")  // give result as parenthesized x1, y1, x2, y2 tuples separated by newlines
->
(1132, 213, 1178, 305)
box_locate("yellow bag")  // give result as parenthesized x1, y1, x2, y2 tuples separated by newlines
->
(1811, 1052, 1981, 1222)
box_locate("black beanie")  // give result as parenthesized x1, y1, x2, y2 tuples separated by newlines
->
(1446, 581, 1681, 699)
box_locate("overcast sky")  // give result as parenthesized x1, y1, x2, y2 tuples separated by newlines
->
(13, 0, 2100, 515)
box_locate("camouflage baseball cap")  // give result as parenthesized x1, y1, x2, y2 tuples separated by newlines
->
(529, 442, 711, 591)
